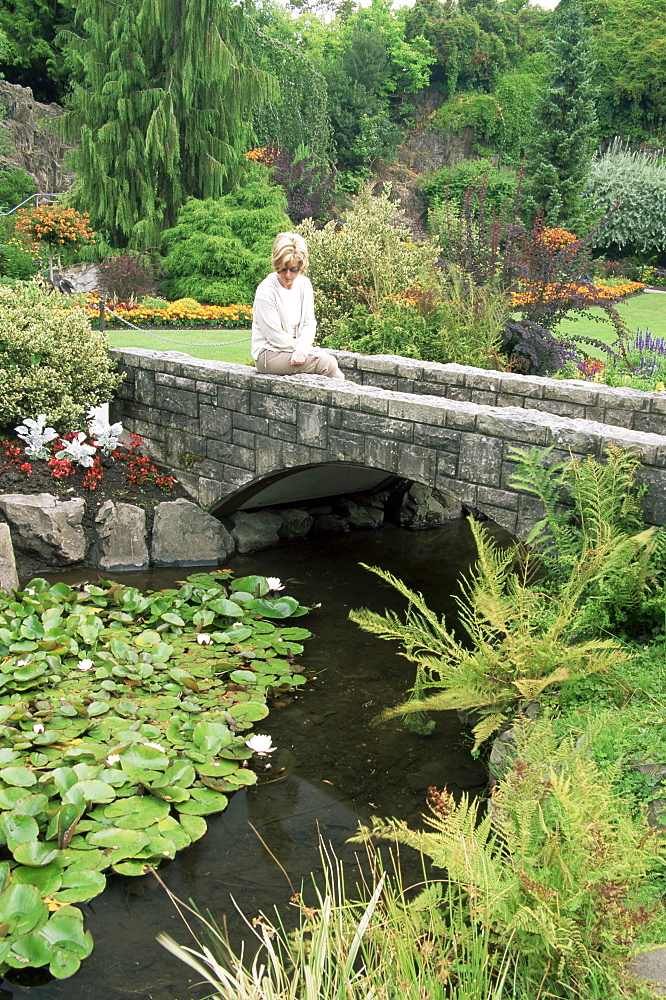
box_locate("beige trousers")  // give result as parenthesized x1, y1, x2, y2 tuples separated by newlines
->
(254, 347, 345, 380)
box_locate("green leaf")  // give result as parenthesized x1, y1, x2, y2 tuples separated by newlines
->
(0, 882, 47, 934)
(6, 930, 53, 969)
(230, 576, 269, 596)
(161, 613, 185, 626)
(207, 598, 244, 617)
(104, 796, 170, 828)
(0, 765, 38, 787)
(13, 862, 63, 894)
(53, 868, 106, 904)
(246, 597, 301, 618)
(177, 787, 228, 815)
(12, 840, 61, 867)
(64, 780, 116, 805)
(178, 814, 207, 842)
(1, 812, 39, 850)
(192, 720, 232, 755)
(120, 744, 170, 770)
(88, 827, 151, 859)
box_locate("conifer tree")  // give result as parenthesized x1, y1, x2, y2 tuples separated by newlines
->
(525, 0, 598, 227)
(62, 0, 274, 248)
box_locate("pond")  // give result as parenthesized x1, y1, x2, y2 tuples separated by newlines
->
(1, 517, 510, 1000)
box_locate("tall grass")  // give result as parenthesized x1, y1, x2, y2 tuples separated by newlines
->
(157, 842, 516, 1000)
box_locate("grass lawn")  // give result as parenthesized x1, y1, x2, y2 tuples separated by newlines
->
(107, 326, 253, 365)
(557, 291, 666, 355)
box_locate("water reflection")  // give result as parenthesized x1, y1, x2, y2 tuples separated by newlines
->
(3, 518, 510, 1000)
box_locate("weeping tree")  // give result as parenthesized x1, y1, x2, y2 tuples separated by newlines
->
(524, 0, 598, 227)
(61, 0, 275, 248)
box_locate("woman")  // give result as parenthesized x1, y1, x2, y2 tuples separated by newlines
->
(252, 232, 344, 379)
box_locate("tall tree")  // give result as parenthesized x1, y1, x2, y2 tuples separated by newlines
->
(525, 0, 598, 226)
(0, 0, 71, 102)
(61, 0, 274, 248)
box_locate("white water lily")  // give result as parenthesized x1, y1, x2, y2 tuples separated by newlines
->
(143, 741, 166, 753)
(25, 588, 35, 596)
(78, 658, 94, 671)
(246, 734, 276, 756)
(15, 659, 30, 667)
(106, 754, 120, 765)
(265, 577, 284, 592)
(196, 633, 213, 645)
(32, 723, 45, 734)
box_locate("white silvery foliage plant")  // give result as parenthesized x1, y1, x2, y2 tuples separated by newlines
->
(88, 414, 123, 456)
(58, 432, 97, 468)
(583, 138, 666, 255)
(15, 415, 59, 459)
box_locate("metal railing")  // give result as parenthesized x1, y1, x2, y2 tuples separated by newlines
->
(0, 192, 61, 215)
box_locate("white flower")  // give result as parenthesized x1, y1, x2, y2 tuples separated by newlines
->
(15, 659, 30, 667)
(106, 754, 120, 765)
(197, 633, 213, 645)
(143, 741, 166, 753)
(25, 588, 35, 596)
(265, 577, 284, 592)
(246, 734, 276, 756)
(32, 723, 45, 734)
(78, 658, 94, 671)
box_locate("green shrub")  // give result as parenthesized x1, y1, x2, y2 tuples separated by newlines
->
(584, 140, 666, 260)
(0, 281, 122, 430)
(160, 177, 292, 306)
(0, 238, 40, 279)
(422, 158, 518, 217)
(297, 184, 439, 338)
(0, 168, 37, 212)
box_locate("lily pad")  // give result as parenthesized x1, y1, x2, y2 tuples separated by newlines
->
(104, 795, 170, 828)
(176, 787, 228, 816)
(88, 827, 151, 860)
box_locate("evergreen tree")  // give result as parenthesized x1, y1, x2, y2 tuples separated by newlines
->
(61, 0, 274, 248)
(525, 0, 598, 226)
(0, 0, 72, 102)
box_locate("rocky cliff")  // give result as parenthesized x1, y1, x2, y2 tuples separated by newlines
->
(0, 80, 75, 193)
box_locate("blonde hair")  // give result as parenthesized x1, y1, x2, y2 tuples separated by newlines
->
(271, 232, 309, 273)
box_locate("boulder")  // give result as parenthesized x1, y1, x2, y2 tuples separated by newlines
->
(152, 498, 234, 566)
(228, 510, 283, 554)
(0, 493, 86, 565)
(279, 508, 313, 540)
(93, 502, 149, 570)
(0, 523, 19, 593)
(312, 514, 349, 533)
(341, 500, 384, 529)
(399, 483, 463, 528)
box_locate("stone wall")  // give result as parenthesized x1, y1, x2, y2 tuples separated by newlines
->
(109, 349, 666, 538)
(332, 354, 666, 436)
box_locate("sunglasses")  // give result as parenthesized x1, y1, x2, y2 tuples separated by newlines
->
(279, 266, 301, 273)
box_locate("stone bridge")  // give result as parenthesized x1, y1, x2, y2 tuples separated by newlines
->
(109, 348, 666, 539)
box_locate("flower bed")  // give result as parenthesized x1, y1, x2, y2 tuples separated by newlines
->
(80, 295, 253, 329)
(509, 279, 645, 308)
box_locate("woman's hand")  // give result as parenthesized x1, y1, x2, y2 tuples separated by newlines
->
(290, 351, 306, 365)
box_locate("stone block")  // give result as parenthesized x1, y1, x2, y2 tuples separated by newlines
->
(94, 502, 148, 570)
(232, 429, 255, 450)
(358, 394, 390, 415)
(602, 408, 635, 429)
(200, 404, 232, 439)
(207, 439, 255, 469)
(218, 385, 251, 414)
(152, 499, 235, 565)
(297, 402, 329, 448)
(497, 373, 544, 398)
(526, 398, 583, 420)
(155, 372, 197, 392)
(479, 504, 518, 534)
(135, 370, 156, 407)
(447, 386, 472, 402)
(234, 412, 268, 434)
(458, 434, 503, 487)
(633, 413, 666, 436)
(0, 523, 18, 594)
(435, 476, 477, 507)
(365, 436, 401, 473)
(436, 452, 458, 478)
(342, 411, 413, 442)
(387, 397, 440, 424)
(361, 371, 399, 391)
(444, 405, 478, 431)
(250, 392, 298, 423)
(0, 494, 86, 565)
(164, 430, 206, 470)
(470, 389, 498, 407)
(281, 442, 321, 468)
(157, 386, 199, 417)
(413, 423, 461, 451)
(544, 383, 599, 406)
(477, 485, 519, 511)
(198, 478, 227, 510)
(396, 444, 437, 483)
(268, 419, 298, 443)
(228, 509, 283, 553)
(476, 410, 550, 445)
(327, 430, 365, 464)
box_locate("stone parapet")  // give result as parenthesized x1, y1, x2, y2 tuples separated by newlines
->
(109, 349, 666, 539)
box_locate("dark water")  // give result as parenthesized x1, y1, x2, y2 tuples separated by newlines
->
(2, 519, 510, 1000)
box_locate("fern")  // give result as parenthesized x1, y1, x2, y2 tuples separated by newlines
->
(353, 717, 666, 997)
(353, 520, 633, 752)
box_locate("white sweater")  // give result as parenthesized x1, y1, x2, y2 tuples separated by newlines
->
(251, 272, 317, 360)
